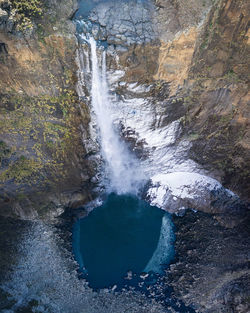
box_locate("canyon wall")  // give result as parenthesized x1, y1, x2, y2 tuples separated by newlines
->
(0, 1, 249, 312)
(0, 0, 95, 219)
(1, 0, 249, 218)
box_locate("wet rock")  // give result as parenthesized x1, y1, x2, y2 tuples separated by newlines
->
(168, 210, 250, 312)
(82, 0, 157, 46)
(0, 42, 8, 54)
(140, 273, 149, 280)
(124, 270, 133, 280)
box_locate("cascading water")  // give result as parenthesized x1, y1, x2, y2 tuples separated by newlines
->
(84, 36, 145, 195)
(73, 29, 175, 289)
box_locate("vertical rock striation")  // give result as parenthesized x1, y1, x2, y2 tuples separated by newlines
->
(0, 0, 95, 219)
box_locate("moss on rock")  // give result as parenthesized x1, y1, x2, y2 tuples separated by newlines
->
(0, 155, 43, 183)
(0, 0, 94, 218)
(10, 0, 43, 31)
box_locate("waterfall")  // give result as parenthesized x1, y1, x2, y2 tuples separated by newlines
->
(85, 37, 145, 195)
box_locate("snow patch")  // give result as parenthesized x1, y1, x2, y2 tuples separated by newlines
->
(152, 172, 221, 199)
(127, 83, 152, 93)
(146, 172, 237, 213)
(107, 70, 125, 85)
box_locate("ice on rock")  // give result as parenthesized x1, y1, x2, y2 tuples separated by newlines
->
(104, 66, 238, 212)
(146, 172, 237, 213)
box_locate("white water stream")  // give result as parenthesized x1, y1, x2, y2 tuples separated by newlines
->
(88, 37, 145, 195)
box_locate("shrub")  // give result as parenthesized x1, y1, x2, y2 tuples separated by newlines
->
(10, 0, 43, 30)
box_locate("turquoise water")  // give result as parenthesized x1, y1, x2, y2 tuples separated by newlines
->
(73, 194, 175, 289)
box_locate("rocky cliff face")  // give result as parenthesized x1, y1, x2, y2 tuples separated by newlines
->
(1, 0, 248, 219)
(0, 0, 96, 219)
(111, 0, 250, 201)
(78, 0, 248, 222)
(184, 0, 250, 200)
(0, 0, 249, 312)
(73, 1, 249, 311)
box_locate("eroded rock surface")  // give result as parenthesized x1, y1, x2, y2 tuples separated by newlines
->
(0, 0, 249, 312)
(169, 210, 250, 313)
(73, 2, 250, 311)
(91, 0, 250, 204)
(0, 0, 96, 219)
